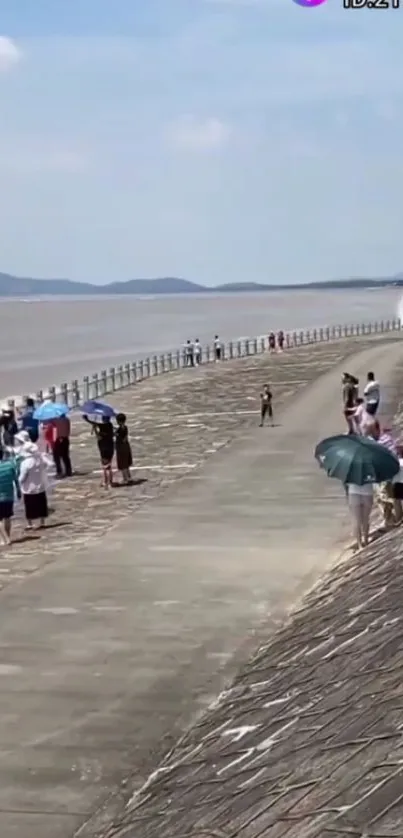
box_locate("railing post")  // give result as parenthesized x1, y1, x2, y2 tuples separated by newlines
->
(205, 345, 210, 363)
(100, 370, 107, 395)
(237, 340, 241, 357)
(130, 362, 137, 384)
(36, 389, 43, 405)
(60, 383, 68, 404)
(138, 360, 144, 379)
(160, 354, 166, 373)
(253, 338, 258, 354)
(380, 320, 384, 332)
(228, 341, 234, 359)
(70, 381, 79, 406)
(82, 377, 89, 402)
(48, 385, 56, 402)
(319, 328, 323, 341)
(167, 352, 173, 371)
(152, 355, 158, 376)
(91, 374, 99, 398)
(299, 331, 304, 345)
(313, 329, 317, 342)
(109, 367, 116, 391)
(260, 337, 265, 353)
(145, 358, 151, 377)
(175, 350, 180, 368)
(245, 339, 250, 355)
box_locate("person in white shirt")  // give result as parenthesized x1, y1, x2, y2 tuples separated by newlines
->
(194, 339, 202, 365)
(363, 371, 380, 417)
(17, 440, 50, 530)
(214, 335, 222, 361)
(346, 481, 373, 550)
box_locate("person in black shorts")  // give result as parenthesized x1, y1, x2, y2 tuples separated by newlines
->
(260, 384, 273, 427)
(83, 414, 115, 488)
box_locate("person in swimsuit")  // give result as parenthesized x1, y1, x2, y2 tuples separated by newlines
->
(83, 414, 114, 488)
(342, 373, 358, 434)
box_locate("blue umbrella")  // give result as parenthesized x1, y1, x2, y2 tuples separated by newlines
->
(81, 400, 116, 419)
(33, 401, 70, 422)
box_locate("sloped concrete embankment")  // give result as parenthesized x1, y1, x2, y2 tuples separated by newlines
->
(103, 525, 403, 838)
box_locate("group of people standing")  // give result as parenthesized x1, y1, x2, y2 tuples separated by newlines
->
(0, 398, 134, 545)
(184, 336, 222, 366)
(341, 370, 403, 549)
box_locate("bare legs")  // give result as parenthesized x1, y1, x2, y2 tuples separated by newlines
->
(0, 518, 11, 545)
(348, 494, 373, 549)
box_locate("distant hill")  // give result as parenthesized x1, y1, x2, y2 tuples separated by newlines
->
(0, 272, 402, 297)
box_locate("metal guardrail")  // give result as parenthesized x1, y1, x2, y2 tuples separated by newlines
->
(5, 318, 402, 411)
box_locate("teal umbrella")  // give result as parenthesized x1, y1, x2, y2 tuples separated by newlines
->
(315, 434, 399, 485)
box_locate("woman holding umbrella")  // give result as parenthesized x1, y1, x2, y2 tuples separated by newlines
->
(315, 433, 399, 551)
(82, 401, 115, 489)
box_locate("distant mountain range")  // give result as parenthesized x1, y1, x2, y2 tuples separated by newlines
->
(0, 272, 403, 297)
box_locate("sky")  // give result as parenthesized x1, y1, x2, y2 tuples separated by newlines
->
(0, 0, 402, 286)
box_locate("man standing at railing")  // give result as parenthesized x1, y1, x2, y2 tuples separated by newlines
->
(184, 340, 194, 367)
(194, 339, 201, 365)
(214, 335, 222, 361)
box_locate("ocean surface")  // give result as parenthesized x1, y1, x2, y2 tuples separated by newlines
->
(0, 289, 401, 399)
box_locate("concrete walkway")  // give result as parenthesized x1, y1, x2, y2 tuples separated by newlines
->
(0, 340, 401, 838)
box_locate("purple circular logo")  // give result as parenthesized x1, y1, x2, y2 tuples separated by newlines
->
(292, 0, 326, 5)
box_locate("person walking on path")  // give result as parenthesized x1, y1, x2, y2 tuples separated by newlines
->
(83, 414, 114, 488)
(18, 440, 49, 530)
(52, 414, 72, 478)
(346, 481, 373, 550)
(268, 332, 276, 352)
(364, 371, 380, 416)
(214, 335, 222, 361)
(0, 447, 20, 545)
(19, 397, 39, 443)
(259, 384, 274, 427)
(115, 413, 133, 485)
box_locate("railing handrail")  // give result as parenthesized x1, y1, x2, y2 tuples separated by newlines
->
(3, 319, 401, 412)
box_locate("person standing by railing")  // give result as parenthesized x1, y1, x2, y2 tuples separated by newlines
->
(194, 339, 201, 366)
(214, 335, 222, 360)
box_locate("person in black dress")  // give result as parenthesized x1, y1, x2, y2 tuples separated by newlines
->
(83, 414, 114, 488)
(115, 413, 133, 485)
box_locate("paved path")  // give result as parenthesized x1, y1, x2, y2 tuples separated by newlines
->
(0, 335, 397, 593)
(0, 340, 402, 838)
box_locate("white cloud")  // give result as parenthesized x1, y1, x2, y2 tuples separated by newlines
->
(168, 116, 230, 151)
(0, 36, 22, 72)
(0, 146, 87, 174)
